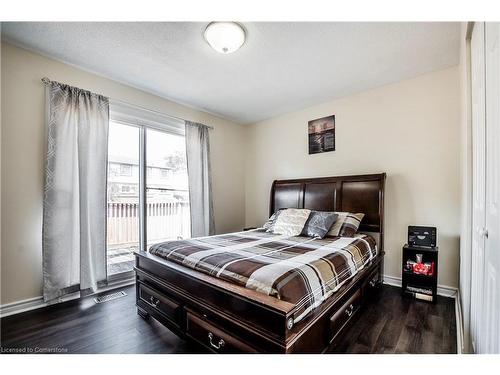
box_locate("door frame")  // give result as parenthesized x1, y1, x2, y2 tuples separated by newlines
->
(470, 20, 486, 354)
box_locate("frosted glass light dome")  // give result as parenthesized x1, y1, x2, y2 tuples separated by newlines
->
(204, 22, 245, 54)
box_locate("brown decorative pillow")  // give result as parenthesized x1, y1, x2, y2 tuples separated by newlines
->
(327, 212, 365, 237)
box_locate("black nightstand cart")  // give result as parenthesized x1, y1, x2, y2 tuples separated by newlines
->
(402, 244, 438, 303)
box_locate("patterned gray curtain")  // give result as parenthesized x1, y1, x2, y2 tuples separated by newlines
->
(43, 80, 109, 302)
(185, 121, 215, 237)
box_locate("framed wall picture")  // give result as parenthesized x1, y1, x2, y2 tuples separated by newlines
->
(308, 115, 335, 154)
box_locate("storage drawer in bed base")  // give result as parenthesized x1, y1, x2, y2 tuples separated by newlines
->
(329, 289, 362, 344)
(185, 308, 259, 353)
(137, 282, 182, 328)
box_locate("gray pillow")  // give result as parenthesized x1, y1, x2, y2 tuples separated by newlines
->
(301, 211, 339, 239)
(262, 208, 285, 231)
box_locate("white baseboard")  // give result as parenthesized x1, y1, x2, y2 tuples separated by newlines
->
(382, 274, 458, 298)
(0, 277, 135, 318)
(0, 296, 56, 318)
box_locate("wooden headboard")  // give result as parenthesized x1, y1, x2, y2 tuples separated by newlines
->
(269, 173, 386, 250)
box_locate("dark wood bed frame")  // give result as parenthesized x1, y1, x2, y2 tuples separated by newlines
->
(134, 173, 386, 353)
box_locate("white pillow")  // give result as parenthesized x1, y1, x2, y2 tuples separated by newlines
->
(272, 208, 311, 236)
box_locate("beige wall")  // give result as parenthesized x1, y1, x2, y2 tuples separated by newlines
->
(1, 41, 462, 307)
(244, 67, 461, 289)
(0, 42, 246, 304)
(458, 22, 473, 353)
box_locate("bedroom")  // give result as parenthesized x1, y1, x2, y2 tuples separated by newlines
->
(1, 0, 499, 372)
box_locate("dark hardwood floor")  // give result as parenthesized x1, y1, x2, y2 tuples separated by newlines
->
(329, 285, 457, 354)
(0, 284, 456, 354)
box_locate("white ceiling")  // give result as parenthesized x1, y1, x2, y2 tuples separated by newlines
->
(2, 22, 460, 124)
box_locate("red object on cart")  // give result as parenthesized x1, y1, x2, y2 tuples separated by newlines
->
(412, 261, 435, 276)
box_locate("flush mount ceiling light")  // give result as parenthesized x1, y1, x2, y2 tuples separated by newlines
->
(204, 22, 246, 54)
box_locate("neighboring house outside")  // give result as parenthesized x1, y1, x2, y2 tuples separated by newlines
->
(107, 155, 189, 203)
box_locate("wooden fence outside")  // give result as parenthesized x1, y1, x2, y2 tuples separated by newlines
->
(107, 201, 190, 248)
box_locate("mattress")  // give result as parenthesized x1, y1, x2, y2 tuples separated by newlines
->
(149, 229, 378, 323)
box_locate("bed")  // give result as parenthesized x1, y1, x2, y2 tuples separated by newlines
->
(134, 173, 386, 353)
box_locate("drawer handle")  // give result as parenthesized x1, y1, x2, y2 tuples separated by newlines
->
(369, 279, 377, 287)
(149, 296, 160, 307)
(208, 332, 225, 350)
(345, 304, 354, 317)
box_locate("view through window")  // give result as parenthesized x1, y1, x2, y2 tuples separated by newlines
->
(146, 128, 190, 249)
(106, 121, 190, 276)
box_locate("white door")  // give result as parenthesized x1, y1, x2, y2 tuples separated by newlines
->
(470, 21, 487, 354)
(483, 22, 500, 354)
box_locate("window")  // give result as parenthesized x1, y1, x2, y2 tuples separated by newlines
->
(108, 163, 120, 177)
(160, 168, 171, 178)
(107, 122, 140, 277)
(120, 164, 132, 176)
(146, 128, 190, 247)
(106, 104, 190, 278)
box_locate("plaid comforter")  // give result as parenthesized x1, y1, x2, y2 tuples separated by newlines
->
(149, 229, 377, 323)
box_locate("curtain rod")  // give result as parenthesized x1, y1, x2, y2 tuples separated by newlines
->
(41, 77, 214, 130)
